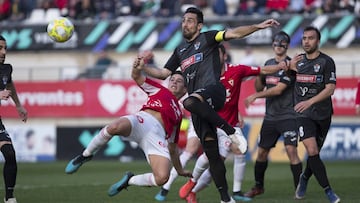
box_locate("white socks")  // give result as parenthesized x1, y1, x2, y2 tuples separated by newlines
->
(233, 154, 246, 192)
(192, 154, 209, 181)
(128, 173, 158, 186)
(83, 127, 112, 157)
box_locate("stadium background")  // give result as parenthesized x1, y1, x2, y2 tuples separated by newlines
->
(1, 11, 360, 163)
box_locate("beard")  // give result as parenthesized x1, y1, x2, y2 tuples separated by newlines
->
(304, 45, 318, 55)
(182, 29, 196, 40)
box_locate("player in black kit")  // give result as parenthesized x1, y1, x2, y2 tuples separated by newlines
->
(244, 31, 302, 199)
(290, 26, 340, 203)
(142, 7, 279, 203)
(0, 35, 28, 203)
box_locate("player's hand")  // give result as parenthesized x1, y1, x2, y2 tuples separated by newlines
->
(177, 169, 193, 178)
(244, 95, 256, 108)
(0, 89, 11, 100)
(133, 56, 145, 70)
(138, 50, 154, 64)
(256, 19, 280, 29)
(279, 60, 289, 71)
(290, 54, 303, 72)
(294, 100, 313, 113)
(16, 106, 28, 122)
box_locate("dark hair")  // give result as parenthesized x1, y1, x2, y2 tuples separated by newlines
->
(273, 31, 290, 44)
(304, 26, 321, 40)
(172, 70, 183, 77)
(0, 35, 5, 41)
(184, 7, 203, 24)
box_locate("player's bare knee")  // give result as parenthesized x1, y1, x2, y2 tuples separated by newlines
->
(154, 174, 169, 186)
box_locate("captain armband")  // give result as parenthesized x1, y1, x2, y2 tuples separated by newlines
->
(215, 31, 226, 42)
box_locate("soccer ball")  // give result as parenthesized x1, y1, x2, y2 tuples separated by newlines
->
(47, 17, 74, 43)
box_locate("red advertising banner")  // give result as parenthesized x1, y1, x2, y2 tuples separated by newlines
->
(1, 80, 146, 117)
(0, 78, 358, 118)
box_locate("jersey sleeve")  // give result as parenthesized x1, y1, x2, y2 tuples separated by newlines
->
(139, 78, 162, 95)
(164, 49, 180, 73)
(324, 55, 336, 85)
(205, 30, 225, 44)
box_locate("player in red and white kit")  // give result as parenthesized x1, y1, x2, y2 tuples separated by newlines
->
(65, 57, 192, 199)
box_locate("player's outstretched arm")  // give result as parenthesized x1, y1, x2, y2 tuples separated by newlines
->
(225, 19, 280, 40)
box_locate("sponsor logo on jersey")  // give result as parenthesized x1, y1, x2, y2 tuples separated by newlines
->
(296, 74, 323, 83)
(181, 53, 203, 71)
(265, 76, 280, 85)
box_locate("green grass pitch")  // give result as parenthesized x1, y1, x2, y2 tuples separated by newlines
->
(5, 160, 360, 203)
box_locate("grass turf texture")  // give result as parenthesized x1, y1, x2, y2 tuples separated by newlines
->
(4, 160, 359, 203)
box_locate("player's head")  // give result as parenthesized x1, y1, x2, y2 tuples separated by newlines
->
(272, 31, 290, 49)
(272, 31, 290, 57)
(182, 7, 203, 40)
(168, 71, 187, 99)
(302, 26, 321, 54)
(0, 35, 6, 64)
(184, 7, 203, 24)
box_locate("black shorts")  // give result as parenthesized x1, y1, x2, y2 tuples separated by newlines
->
(0, 122, 11, 142)
(192, 82, 226, 111)
(297, 116, 331, 149)
(258, 119, 298, 149)
(191, 83, 226, 143)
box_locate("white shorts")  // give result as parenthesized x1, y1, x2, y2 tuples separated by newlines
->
(187, 121, 232, 158)
(187, 119, 198, 139)
(124, 111, 169, 163)
(217, 128, 232, 158)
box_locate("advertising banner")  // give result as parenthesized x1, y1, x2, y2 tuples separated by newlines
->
(56, 127, 145, 161)
(0, 124, 56, 162)
(247, 122, 360, 161)
(1, 15, 359, 52)
(1, 78, 358, 118)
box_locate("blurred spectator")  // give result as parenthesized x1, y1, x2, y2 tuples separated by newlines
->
(0, 0, 11, 21)
(303, 0, 322, 14)
(93, 0, 116, 20)
(212, 0, 227, 16)
(338, 0, 355, 14)
(321, 0, 339, 14)
(265, 0, 289, 15)
(235, 0, 256, 15)
(156, 0, 176, 17)
(77, 50, 116, 79)
(235, 0, 267, 15)
(54, 0, 68, 10)
(40, 0, 56, 11)
(75, 0, 96, 20)
(9, 0, 27, 21)
(140, 0, 160, 17)
(130, 0, 143, 15)
(287, 0, 304, 13)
